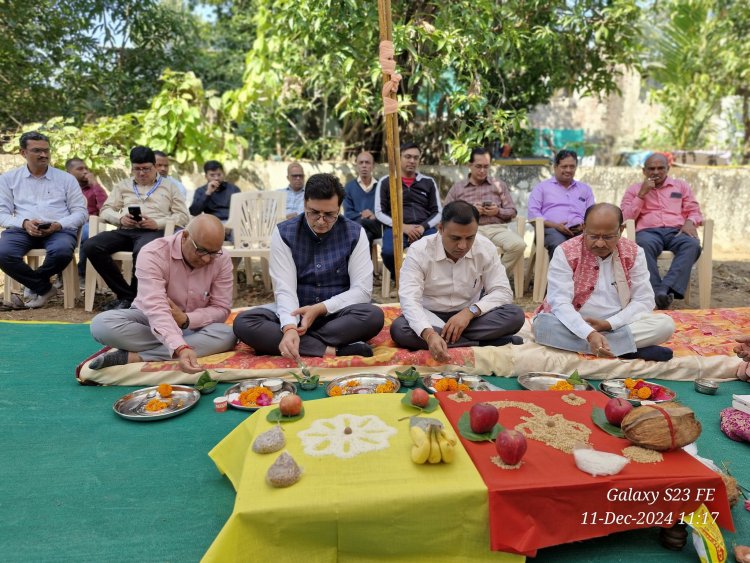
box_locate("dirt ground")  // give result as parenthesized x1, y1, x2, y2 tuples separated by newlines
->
(2, 259, 750, 323)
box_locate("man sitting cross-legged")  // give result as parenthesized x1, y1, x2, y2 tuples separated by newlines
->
(391, 200, 526, 362)
(532, 203, 675, 362)
(89, 214, 237, 373)
(234, 174, 384, 361)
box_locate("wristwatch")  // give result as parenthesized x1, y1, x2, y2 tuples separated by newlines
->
(180, 316, 190, 330)
(468, 304, 481, 317)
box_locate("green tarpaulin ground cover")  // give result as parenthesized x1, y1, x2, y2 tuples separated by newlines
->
(0, 321, 747, 561)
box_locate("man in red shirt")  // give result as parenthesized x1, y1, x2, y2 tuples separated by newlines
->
(65, 158, 108, 284)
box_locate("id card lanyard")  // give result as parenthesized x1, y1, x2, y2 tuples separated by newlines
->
(132, 175, 162, 201)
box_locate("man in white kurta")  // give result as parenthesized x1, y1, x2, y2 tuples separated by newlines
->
(391, 200, 525, 362)
(532, 203, 675, 361)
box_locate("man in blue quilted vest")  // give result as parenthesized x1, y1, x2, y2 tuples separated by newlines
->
(233, 173, 385, 360)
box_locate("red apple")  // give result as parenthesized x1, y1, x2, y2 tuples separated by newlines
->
(604, 397, 633, 426)
(411, 388, 430, 408)
(279, 394, 303, 416)
(469, 403, 499, 433)
(495, 429, 527, 465)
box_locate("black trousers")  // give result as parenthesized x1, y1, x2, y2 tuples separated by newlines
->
(390, 304, 525, 350)
(233, 303, 385, 357)
(357, 217, 383, 245)
(82, 228, 164, 301)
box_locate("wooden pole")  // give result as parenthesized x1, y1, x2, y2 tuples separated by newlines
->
(377, 0, 404, 286)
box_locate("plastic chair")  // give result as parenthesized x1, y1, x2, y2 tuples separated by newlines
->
(224, 190, 286, 295)
(624, 218, 713, 308)
(524, 218, 549, 303)
(84, 217, 175, 312)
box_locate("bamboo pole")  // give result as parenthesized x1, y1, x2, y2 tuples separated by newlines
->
(377, 0, 404, 286)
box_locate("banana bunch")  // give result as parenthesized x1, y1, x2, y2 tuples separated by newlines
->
(410, 419, 457, 464)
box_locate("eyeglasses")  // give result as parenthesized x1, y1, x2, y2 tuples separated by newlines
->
(132, 166, 155, 174)
(584, 232, 620, 242)
(305, 209, 339, 223)
(27, 148, 50, 154)
(189, 237, 224, 257)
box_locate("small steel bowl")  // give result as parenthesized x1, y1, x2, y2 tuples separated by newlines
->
(694, 379, 718, 395)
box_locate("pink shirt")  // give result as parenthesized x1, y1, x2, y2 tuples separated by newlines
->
(621, 177, 703, 231)
(134, 232, 233, 354)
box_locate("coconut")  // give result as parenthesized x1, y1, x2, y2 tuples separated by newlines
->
(621, 402, 701, 451)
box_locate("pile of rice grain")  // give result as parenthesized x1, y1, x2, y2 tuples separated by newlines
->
(562, 393, 586, 406)
(622, 445, 663, 463)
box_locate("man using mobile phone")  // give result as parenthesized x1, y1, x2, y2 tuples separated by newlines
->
(189, 160, 240, 238)
(83, 146, 189, 311)
(0, 131, 87, 308)
(444, 147, 526, 277)
(528, 149, 595, 260)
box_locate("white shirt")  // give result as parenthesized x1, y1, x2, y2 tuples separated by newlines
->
(398, 232, 514, 337)
(0, 165, 88, 230)
(269, 223, 373, 329)
(547, 246, 655, 340)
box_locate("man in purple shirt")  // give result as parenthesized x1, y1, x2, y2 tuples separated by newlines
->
(527, 149, 595, 259)
(88, 214, 237, 374)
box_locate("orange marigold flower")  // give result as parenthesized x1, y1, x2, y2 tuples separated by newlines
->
(346, 380, 360, 388)
(157, 383, 173, 398)
(329, 385, 343, 396)
(624, 378, 636, 389)
(636, 387, 652, 399)
(145, 398, 169, 412)
(238, 387, 274, 407)
(375, 381, 395, 393)
(549, 380, 574, 391)
(434, 378, 458, 392)
(457, 383, 471, 393)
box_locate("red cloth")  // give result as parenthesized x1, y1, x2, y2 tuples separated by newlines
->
(438, 390, 734, 556)
(81, 182, 108, 216)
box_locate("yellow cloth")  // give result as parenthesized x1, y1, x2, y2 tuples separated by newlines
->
(205, 394, 523, 562)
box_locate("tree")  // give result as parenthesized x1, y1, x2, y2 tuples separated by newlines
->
(225, 0, 643, 162)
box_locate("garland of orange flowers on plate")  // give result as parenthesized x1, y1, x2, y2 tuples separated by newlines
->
(549, 380, 574, 391)
(145, 398, 170, 412)
(624, 377, 652, 399)
(375, 381, 396, 393)
(239, 387, 274, 407)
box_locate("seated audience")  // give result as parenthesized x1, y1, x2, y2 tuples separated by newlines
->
(154, 150, 188, 200)
(444, 147, 526, 276)
(343, 150, 381, 246)
(391, 201, 525, 362)
(234, 173, 384, 360)
(0, 131, 87, 308)
(528, 149, 595, 259)
(82, 146, 189, 311)
(533, 203, 675, 361)
(279, 162, 305, 219)
(89, 214, 236, 373)
(621, 152, 703, 310)
(65, 158, 107, 284)
(189, 160, 240, 239)
(374, 142, 442, 277)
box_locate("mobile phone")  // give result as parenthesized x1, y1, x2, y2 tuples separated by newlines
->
(482, 201, 492, 207)
(128, 205, 143, 221)
(37, 222, 52, 230)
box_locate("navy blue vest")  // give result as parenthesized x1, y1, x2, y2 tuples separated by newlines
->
(278, 214, 362, 306)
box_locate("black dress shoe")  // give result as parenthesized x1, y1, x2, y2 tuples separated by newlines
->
(655, 293, 674, 310)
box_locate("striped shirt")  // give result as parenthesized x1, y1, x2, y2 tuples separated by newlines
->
(444, 177, 518, 225)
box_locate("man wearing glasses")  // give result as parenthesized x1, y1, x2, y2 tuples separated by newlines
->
(444, 147, 526, 276)
(83, 146, 189, 311)
(279, 162, 306, 219)
(0, 131, 88, 308)
(88, 214, 236, 372)
(374, 142, 442, 277)
(234, 173, 384, 360)
(532, 203, 675, 362)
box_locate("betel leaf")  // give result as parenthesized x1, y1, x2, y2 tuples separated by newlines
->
(457, 412, 503, 442)
(196, 370, 215, 387)
(395, 366, 420, 381)
(591, 407, 625, 438)
(400, 390, 439, 413)
(568, 370, 586, 387)
(266, 407, 305, 423)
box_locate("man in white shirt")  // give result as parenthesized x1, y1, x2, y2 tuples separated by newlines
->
(234, 173, 384, 360)
(532, 203, 675, 361)
(279, 162, 306, 219)
(391, 200, 525, 362)
(0, 131, 88, 308)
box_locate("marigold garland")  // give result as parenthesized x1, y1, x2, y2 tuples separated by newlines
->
(549, 380, 574, 391)
(329, 385, 343, 396)
(238, 387, 274, 407)
(433, 378, 470, 393)
(157, 383, 172, 398)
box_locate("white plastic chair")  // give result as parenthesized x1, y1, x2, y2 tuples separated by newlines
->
(524, 217, 549, 303)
